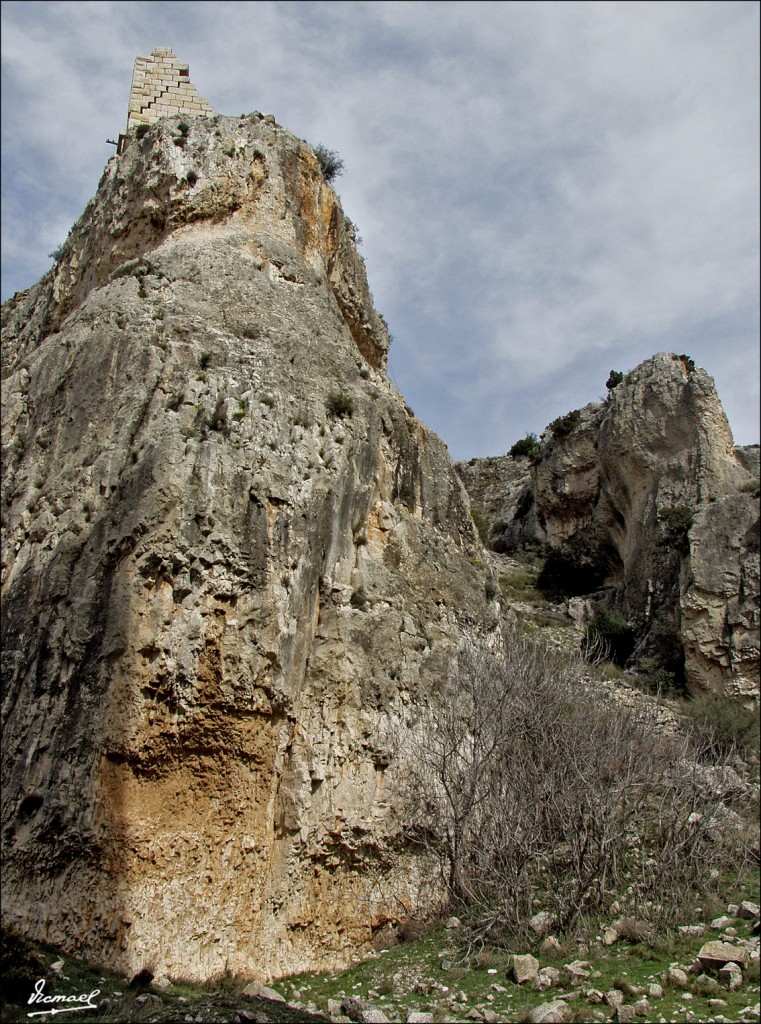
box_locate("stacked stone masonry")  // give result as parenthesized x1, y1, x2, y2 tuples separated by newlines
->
(125, 47, 213, 131)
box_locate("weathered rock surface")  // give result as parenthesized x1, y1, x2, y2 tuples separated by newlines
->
(458, 356, 759, 699)
(512, 953, 540, 984)
(697, 941, 749, 969)
(718, 962, 744, 990)
(1, 114, 495, 981)
(527, 999, 570, 1023)
(681, 492, 760, 701)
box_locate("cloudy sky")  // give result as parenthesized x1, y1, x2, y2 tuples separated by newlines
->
(2, 1, 759, 458)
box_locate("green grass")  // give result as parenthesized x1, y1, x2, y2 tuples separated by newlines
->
(498, 568, 545, 604)
(276, 872, 760, 1022)
(2, 869, 757, 1023)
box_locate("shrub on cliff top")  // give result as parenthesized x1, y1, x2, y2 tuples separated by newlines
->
(509, 433, 541, 461)
(313, 144, 345, 183)
(549, 408, 581, 439)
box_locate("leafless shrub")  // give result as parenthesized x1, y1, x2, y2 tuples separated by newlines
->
(395, 627, 746, 946)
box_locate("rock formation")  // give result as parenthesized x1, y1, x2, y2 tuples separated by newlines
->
(458, 354, 760, 702)
(1, 112, 497, 981)
(2, 65, 758, 990)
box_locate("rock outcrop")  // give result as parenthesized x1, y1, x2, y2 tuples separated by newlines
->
(1, 114, 496, 980)
(458, 355, 760, 700)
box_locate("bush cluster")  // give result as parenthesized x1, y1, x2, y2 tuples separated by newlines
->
(681, 693, 760, 760)
(326, 392, 353, 417)
(509, 433, 541, 461)
(584, 608, 635, 666)
(470, 509, 491, 545)
(548, 408, 581, 439)
(396, 630, 747, 945)
(658, 505, 694, 552)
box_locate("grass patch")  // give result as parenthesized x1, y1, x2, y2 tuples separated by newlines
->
(498, 568, 543, 603)
(1, 874, 759, 1024)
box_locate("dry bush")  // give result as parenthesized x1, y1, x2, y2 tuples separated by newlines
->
(395, 627, 747, 946)
(614, 917, 654, 944)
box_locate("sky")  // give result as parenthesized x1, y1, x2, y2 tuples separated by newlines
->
(1, 1, 759, 459)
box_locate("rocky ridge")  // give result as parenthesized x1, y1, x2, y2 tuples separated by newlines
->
(457, 356, 760, 703)
(1, 113, 497, 981)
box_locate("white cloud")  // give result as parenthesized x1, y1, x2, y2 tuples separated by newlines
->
(2, 0, 758, 455)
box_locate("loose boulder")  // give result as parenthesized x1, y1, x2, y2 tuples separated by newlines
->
(512, 954, 540, 984)
(697, 941, 749, 970)
(528, 1001, 570, 1024)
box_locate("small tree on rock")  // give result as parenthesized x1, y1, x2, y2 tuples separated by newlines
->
(313, 144, 345, 183)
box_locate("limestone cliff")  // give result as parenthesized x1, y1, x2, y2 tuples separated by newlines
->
(458, 355, 760, 702)
(1, 114, 496, 981)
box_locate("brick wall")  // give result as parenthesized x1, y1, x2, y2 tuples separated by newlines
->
(125, 47, 213, 131)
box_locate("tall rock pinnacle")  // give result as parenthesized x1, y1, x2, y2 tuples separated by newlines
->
(1, 74, 496, 979)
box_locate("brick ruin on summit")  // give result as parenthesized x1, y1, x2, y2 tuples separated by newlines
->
(118, 47, 213, 151)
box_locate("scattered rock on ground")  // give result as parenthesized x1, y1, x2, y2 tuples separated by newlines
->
(527, 1000, 570, 1024)
(696, 974, 720, 993)
(666, 967, 690, 989)
(512, 954, 540, 984)
(529, 911, 553, 935)
(718, 962, 743, 990)
(603, 926, 620, 945)
(563, 960, 591, 981)
(242, 982, 285, 1002)
(533, 967, 561, 992)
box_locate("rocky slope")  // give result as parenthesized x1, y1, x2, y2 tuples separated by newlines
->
(457, 355, 760, 702)
(1, 114, 498, 982)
